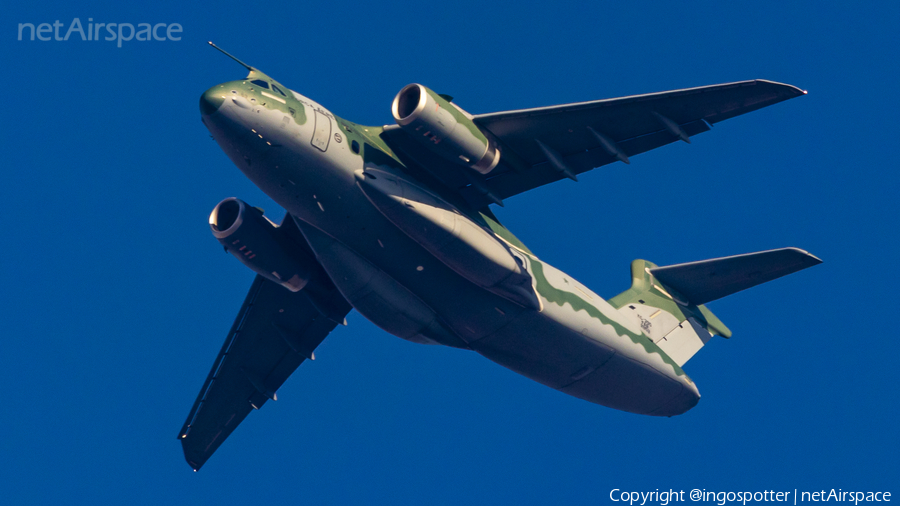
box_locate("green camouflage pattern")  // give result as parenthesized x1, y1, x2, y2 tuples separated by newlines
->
(422, 86, 487, 147)
(609, 259, 731, 338)
(191, 59, 818, 463)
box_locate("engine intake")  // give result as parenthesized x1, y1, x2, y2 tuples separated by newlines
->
(392, 84, 500, 174)
(209, 198, 312, 292)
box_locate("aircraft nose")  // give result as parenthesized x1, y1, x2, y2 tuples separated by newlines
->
(200, 87, 224, 116)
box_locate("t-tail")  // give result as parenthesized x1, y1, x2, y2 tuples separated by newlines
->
(609, 248, 822, 366)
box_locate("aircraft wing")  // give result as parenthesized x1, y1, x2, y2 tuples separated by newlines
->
(178, 218, 351, 471)
(381, 80, 805, 209)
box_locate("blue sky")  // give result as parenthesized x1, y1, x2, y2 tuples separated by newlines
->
(2, 1, 897, 504)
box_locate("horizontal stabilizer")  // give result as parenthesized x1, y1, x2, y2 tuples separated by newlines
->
(649, 248, 822, 306)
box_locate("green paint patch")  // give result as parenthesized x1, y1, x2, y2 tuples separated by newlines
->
(336, 119, 405, 166)
(608, 259, 731, 339)
(425, 87, 487, 144)
(528, 257, 686, 377)
(480, 213, 533, 255)
(242, 70, 308, 125)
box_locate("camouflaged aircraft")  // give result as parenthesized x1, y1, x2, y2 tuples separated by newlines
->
(179, 43, 821, 470)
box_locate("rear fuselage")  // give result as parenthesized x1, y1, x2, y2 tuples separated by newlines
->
(199, 75, 700, 416)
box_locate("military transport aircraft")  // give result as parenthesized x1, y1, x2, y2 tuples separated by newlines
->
(180, 43, 820, 470)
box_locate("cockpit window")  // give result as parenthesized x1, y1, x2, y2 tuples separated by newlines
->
(250, 79, 270, 89)
(271, 84, 287, 97)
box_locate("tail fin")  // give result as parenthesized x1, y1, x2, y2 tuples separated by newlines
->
(609, 248, 821, 366)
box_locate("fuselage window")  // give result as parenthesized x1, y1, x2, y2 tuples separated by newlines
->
(271, 84, 287, 97)
(250, 79, 270, 89)
(351, 140, 360, 154)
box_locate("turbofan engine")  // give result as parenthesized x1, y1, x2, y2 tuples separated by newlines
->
(392, 83, 500, 174)
(209, 198, 312, 292)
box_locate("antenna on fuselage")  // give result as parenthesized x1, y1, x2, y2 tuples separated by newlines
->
(208, 41, 254, 71)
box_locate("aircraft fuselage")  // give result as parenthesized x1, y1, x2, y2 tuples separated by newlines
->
(199, 76, 701, 417)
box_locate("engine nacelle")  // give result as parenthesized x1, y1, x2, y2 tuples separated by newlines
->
(209, 198, 312, 292)
(392, 83, 500, 174)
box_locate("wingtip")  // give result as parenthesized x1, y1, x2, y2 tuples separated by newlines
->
(804, 251, 823, 264)
(785, 247, 823, 265)
(754, 79, 807, 97)
(186, 457, 203, 472)
(183, 443, 209, 472)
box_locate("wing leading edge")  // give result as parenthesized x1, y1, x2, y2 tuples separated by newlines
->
(178, 216, 351, 471)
